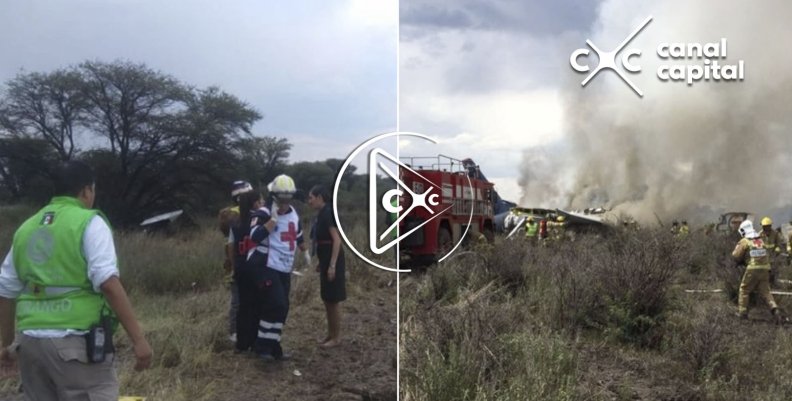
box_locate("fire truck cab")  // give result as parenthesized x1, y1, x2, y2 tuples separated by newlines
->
(398, 155, 495, 266)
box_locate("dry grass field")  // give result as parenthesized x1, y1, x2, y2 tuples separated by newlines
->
(400, 228, 792, 401)
(0, 206, 396, 401)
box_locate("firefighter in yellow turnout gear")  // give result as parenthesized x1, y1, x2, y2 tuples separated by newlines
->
(760, 217, 782, 253)
(733, 220, 780, 322)
(547, 215, 567, 242)
(759, 217, 783, 285)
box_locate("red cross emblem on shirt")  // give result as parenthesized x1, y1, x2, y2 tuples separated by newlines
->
(280, 222, 298, 251)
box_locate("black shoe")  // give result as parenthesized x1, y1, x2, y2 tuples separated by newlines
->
(259, 353, 276, 362)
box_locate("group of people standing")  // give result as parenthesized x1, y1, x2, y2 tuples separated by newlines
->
(523, 215, 567, 243)
(0, 162, 349, 401)
(220, 175, 346, 360)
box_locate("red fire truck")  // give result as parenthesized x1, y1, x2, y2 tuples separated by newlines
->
(398, 155, 495, 266)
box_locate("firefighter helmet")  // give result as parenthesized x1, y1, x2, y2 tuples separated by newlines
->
(556, 215, 565, 222)
(231, 180, 253, 202)
(268, 174, 297, 199)
(761, 216, 773, 226)
(739, 220, 758, 239)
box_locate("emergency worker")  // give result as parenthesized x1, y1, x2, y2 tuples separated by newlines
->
(733, 220, 781, 323)
(250, 175, 310, 361)
(539, 219, 548, 243)
(678, 221, 690, 237)
(759, 217, 783, 285)
(231, 190, 264, 353)
(671, 220, 679, 235)
(0, 161, 151, 400)
(219, 180, 253, 343)
(548, 215, 567, 241)
(524, 216, 539, 241)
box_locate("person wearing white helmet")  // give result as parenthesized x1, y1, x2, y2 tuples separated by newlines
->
(218, 180, 254, 344)
(246, 174, 310, 360)
(732, 220, 781, 322)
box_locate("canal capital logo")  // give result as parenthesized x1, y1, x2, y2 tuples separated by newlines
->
(570, 16, 745, 97)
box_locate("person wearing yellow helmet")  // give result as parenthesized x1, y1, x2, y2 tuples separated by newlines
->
(547, 215, 567, 242)
(759, 217, 781, 253)
(759, 216, 782, 286)
(524, 216, 539, 242)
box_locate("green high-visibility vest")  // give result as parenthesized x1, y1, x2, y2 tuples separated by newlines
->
(12, 197, 107, 330)
(525, 221, 538, 238)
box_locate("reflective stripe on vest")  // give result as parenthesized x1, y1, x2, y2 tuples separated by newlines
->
(743, 238, 771, 270)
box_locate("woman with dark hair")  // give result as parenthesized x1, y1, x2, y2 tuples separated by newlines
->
(229, 190, 263, 352)
(307, 185, 346, 347)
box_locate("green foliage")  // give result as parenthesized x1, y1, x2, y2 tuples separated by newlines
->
(494, 332, 578, 401)
(0, 61, 385, 227)
(0, 137, 59, 203)
(0, 61, 260, 226)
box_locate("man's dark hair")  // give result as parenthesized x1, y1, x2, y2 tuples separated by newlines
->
(309, 185, 331, 203)
(54, 161, 96, 197)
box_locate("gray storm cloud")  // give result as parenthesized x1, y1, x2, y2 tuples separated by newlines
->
(519, 0, 792, 224)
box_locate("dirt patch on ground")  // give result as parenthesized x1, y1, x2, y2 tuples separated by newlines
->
(216, 281, 397, 401)
(0, 272, 397, 401)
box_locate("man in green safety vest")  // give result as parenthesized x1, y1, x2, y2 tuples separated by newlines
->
(0, 161, 151, 400)
(524, 216, 539, 243)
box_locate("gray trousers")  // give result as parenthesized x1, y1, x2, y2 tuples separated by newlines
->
(18, 335, 118, 401)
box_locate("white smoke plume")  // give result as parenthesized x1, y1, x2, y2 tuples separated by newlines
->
(519, 0, 792, 224)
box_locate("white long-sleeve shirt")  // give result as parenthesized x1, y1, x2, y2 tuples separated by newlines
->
(0, 215, 120, 337)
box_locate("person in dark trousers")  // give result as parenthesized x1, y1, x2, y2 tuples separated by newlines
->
(218, 180, 254, 344)
(307, 185, 346, 348)
(0, 161, 152, 400)
(230, 190, 264, 353)
(250, 175, 309, 360)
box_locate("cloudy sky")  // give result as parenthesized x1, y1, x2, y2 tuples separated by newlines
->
(399, 0, 792, 224)
(0, 0, 397, 163)
(399, 0, 597, 202)
(4, 0, 790, 222)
